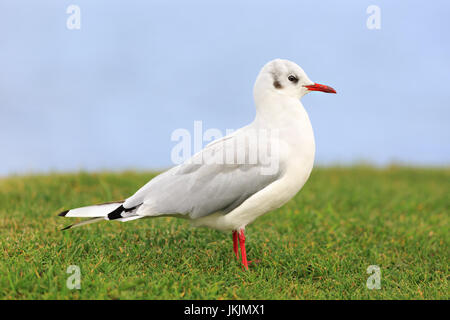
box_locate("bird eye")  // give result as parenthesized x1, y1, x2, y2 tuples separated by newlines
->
(288, 75, 298, 83)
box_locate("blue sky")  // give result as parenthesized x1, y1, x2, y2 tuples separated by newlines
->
(0, 0, 449, 175)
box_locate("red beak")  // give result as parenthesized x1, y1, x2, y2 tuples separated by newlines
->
(304, 83, 337, 94)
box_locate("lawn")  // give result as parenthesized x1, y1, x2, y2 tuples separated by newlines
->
(0, 167, 448, 299)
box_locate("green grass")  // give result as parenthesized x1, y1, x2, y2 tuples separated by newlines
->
(0, 167, 448, 299)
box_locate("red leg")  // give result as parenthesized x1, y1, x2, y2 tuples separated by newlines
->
(232, 230, 239, 260)
(238, 229, 248, 270)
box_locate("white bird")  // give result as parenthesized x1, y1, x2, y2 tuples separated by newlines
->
(59, 59, 336, 270)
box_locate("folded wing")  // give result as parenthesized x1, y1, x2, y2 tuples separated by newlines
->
(124, 132, 283, 219)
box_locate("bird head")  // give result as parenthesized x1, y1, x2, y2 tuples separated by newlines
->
(253, 59, 336, 101)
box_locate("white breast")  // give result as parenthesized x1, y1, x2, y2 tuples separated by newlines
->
(193, 99, 316, 231)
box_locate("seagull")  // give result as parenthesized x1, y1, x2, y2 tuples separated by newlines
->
(58, 59, 336, 270)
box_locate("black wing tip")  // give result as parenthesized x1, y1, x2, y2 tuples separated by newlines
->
(107, 205, 125, 220)
(58, 210, 70, 217)
(107, 204, 138, 220)
(61, 224, 73, 231)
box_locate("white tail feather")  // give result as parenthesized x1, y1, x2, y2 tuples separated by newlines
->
(59, 202, 144, 230)
(117, 215, 144, 222)
(62, 217, 106, 230)
(61, 202, 123, 218)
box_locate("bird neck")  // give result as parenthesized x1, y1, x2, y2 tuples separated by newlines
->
(254, 92, 308, 128)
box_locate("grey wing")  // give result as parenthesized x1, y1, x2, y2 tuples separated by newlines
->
(123, 133, 283, 219)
